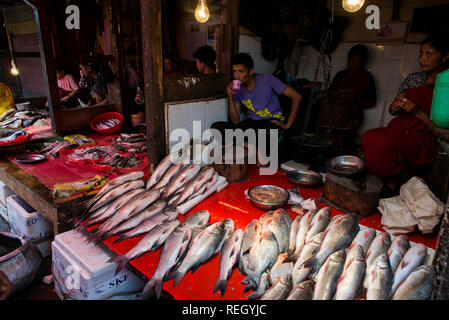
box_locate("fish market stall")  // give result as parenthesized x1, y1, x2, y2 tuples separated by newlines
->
(74, 160, 440, 300)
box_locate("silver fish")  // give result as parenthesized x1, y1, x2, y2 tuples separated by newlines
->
(261, 210, 290, 254)
(388, 235, 410, 272)
(313, 250, 346, 300)
(215, 218, 236, 254)
(213, 229, 244, 296)
(242, 230, 279, 292)
(146, 154, 176, 190)
(113, 207, 179, 243)
(170, 166, 215, 206)
(260, 274, 292, 300)
(292, 258, 314, 286)
(239, 219, 262, 276)
(246, 272, 269, 300)
(108, 219, 180, 275)
(391, 265, 435, 300)
(305, 207, 331, 243)
(287, 280, 314, 300)
(288, 215, 302, 255)
(183, 210, 211, 227)
(363, 232, 391, 289)
(366, 253, 394, 300)
(103, 200, 167, 240)
(335, 245, 366, 300)
(268, 253, 293, 285)
(91, 189, 161, 240)
(142, 223, 192, 299)
(389, 243, 427, 298)
(169, 220, 227, 287)
(287, 210, 316, 262)
(88, 179, 145, 213)
(349, 228, 377, 255)
(313, 213, 359, 274)
(294, 232, 324, 272)
(162, 163, 202, 199)
(152, 162, 184, 190)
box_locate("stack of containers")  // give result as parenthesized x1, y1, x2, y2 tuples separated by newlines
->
(52, 230, 145, 300)
(6, 194, 53, 257)
(0, 180, 16, 222)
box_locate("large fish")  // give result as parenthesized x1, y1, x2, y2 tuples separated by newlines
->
(162, 164, 202, 199)
(261, 210, 290, 254)
(91, 189, 161, 240)
(286, 210, 316, 262)
(215, 218, 236, 254)
(169, 220, 228, 287)
(268, 253, 293, 285)
(348, 228, 377, 255)
(109, 219, 180, 275)
(151, 161, 184, 191)
(146, 154, 177, 190)
(292, 258, 314, 286)
(102, 200, 167, 240)
(239, 219, 262, 276)
(260, 274, 292, 300)
(242, 230, 279, 292)
(142, 223, 192, 299)
(363, 232, 391, 289)
(88, 180, 145, 214)
(391, 265, 435, 300)
(389, 243, 427, 298)
(305, 207, 331, 243)
(213, 229, 244, 296)
(113, 207, 179, 243)
(288, 215, 302, 255)
(334, 245, 366, 300)
(365, 253, 394, 300)
(170, 166, 215, 206)
(246, 272, 269, 300)
(313, 250, 346, 300)
(313, 213, 359, 274)
(388, 235, 410, 272)
(183, 210, 211, 227)
(287, 280, 314, 300)
(294, 232, 324, 271)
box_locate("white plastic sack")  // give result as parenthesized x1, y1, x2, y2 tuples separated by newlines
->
(379, 196, 417, 235)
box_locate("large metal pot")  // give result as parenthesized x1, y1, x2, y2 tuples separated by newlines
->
(0, 232, 42, 297)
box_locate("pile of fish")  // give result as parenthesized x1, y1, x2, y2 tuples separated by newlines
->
(98, 153, 144, 169)
(94, 117, 121, 130)
(111, 133, 147, 153)
(0, 109, 48, 129)
(40, 141, 78, 158)
(66, 145, 118, 161)
(0, 129, 27, 143)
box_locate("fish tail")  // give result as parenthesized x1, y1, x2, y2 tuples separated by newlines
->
(242, 275, 258, 292)
(142, 278, 160, 299)
(107, 254, 129, 275)
(212, 278, 228, 296)
(112, 235, 127, 244)
(171, 269, 186, 288)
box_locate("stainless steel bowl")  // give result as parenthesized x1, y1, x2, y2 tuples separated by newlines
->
(326, 155, 366, 177)
(247, 185, 290, 211)
(15, 154, 46, 164)
(286, 169, 322, 188)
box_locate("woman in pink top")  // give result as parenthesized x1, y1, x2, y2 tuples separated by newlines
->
(56, 65, 80, 104)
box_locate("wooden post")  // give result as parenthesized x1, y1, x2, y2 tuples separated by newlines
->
(219, 0, 239, 81)
(141, 0, 165, 167)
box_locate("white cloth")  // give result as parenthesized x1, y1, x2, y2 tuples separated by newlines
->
(378, 177, 445, 235)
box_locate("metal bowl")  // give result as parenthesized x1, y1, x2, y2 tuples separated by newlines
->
(15, 154, 46, 164)
(247, 185, 290, 211)
(286, 169, 322, 188)
(326, 155, 366, 177)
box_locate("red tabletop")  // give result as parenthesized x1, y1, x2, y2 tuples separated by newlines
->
(95, 165, 439, 300)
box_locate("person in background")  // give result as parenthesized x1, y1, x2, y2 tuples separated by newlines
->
(0, 271, 11, 300)
(361, 31, 449, 197)
(89, 82, 109, 107)
(163, 56, 182, 77)
(319, 44, 377, 154)
(193, 45, 216, 74)
(56, 65, 80, 107)
(211, 53, 302, 162)
(0, 82, 14, 118)
(79, 60, 109, 106)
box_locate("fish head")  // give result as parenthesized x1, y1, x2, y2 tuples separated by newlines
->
(331, 250, 346, 263)
(376, 253, 391, 269)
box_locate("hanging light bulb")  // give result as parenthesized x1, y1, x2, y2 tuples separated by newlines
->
(195, 0, 210, 23)
(10, 60, 19, 76)
(342, 0, 365, 13)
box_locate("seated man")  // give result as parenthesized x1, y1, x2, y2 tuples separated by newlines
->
(163, 56, 182, 77)
(79, 59, 110, 106)
(211, 53, 302, 163)
(193, 45, 217, 74)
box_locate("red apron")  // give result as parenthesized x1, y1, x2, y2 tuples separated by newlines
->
(361, 85, 437, 177)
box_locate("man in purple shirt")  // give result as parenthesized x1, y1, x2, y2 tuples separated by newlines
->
(211, 53, 302, 159)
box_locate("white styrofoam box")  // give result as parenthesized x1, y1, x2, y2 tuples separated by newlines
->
(0, 181, 16, 207)
(6, 195, 53, 257)
(0, 202, 8, 223)
(52, 230, 145, 300)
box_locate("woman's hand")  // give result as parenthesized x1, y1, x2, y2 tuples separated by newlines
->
(399, 98, 419, 115)
(271, 119, 291, 129)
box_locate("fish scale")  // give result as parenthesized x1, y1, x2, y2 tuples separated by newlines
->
(366, 253, 394, 300)
(391, 265, 435, 300)
(313, 250, 346, 300)
(287, 280, 314, 300)
(363, 232, 392, 289)
(335, 245, 366, 300)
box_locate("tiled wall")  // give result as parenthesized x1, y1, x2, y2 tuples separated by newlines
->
(293, 42, 422, 136)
